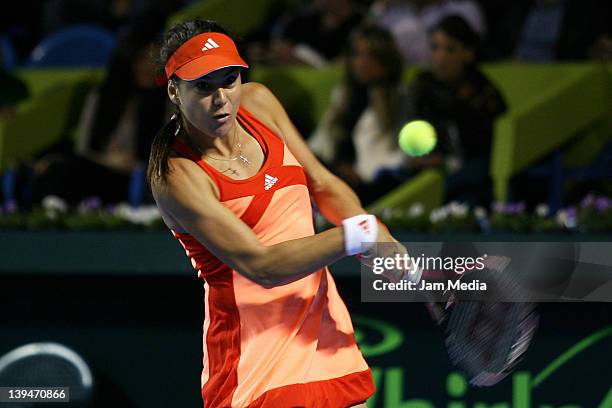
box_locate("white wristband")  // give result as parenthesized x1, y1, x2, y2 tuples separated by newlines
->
(342, 214, 378, 256)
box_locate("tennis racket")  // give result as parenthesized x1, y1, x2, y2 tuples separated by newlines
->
(413, 255, 540, 387)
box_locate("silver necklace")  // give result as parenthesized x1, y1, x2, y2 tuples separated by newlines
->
(174, 115, 251, 169)
(204, 138, 251, 167)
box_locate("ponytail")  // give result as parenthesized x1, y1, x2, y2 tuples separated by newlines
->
(147, 113, 180, 187)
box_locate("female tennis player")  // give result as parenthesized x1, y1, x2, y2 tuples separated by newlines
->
(148, 19, 408, 408)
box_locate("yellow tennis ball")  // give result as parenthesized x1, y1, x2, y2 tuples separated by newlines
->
(398, 120, 437, 156)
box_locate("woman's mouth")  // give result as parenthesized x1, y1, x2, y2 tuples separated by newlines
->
(213, 113, 230, 124)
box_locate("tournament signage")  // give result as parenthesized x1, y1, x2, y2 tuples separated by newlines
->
(353, 315, 611, 408)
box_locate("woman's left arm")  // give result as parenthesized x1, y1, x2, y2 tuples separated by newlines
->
(242, 82, 366, 226)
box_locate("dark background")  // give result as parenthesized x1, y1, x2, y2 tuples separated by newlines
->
(1, 265, 610, 407)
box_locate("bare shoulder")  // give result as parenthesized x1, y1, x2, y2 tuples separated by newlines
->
(154, 156, 218, 200)
(151, 156, 219, 229)
(240, 82, 284, 137)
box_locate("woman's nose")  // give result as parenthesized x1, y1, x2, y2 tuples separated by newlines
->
(212, 88, 227, 108)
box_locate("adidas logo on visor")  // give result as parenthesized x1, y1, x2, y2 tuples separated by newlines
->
(264, 174, 278, 190)
(201, 38, 220, 51)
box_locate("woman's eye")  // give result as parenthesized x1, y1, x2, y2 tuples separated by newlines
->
(224, 75, 238, 87)
(195, 82, 212, 92)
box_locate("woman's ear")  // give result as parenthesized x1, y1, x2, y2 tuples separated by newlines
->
(167, 80, 181, 106)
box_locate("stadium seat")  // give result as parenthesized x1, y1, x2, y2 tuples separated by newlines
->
(0, 69, 104, 206)
(0, 342, 94, 405)
(0, 34, 17, 69)
(487, 64, 612, 208)
(368, 168, 445, 214)
(26, 24, 116, 68)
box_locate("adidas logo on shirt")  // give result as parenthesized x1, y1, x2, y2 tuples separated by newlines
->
(264, 174, 278, 190)
(201, 38, 220, 51)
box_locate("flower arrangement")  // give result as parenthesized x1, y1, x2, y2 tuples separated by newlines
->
(374, 192, 612, 234)
(488, 201, 531, 232)
(372, 203, 430, 232)
(428, 201, 479, 233)
(575, 193, 612, 232)
(1, 193, 611, 233)
(0, 196, 165, 231)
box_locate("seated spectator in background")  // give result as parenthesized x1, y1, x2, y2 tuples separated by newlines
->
(514, 0, 612, 62)
(42, 0, 125, 34)
(410, 15, 506, 206)
(477, 0, 531, 61)
(263, 0, 365, 67)
(368, 0, 430, 64)
(309, 24, 430, 205)
(0, 1, 46, 63)
(32, 17, 168, 205)
(369, 0, 485, 65)
(513, 0, 569, 62)
(42, 0, 181, 35)
(419, 0, 484, 36)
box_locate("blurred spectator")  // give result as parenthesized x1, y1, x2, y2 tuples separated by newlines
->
(31, 16, 168, 205)
(264, 0, 365, 67)
(410, 15, 506, 206)
(419, 0, 484, 35)
(514, 0, 567, 61)
(0, 67, 29, 119)
(42, 0, 181, 34)
(477, 0, 531, 60)
(0, 1, 46, 63)
(309, 24, 424, 205)
(368, 0, 430, 64)
(514, 0, 612, 61)
(369, 0, 485, 64)
(1, 0, 182, 65)
(42, 0, 120, 34)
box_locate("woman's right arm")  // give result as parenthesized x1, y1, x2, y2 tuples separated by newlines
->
(153, 157, 355, 288)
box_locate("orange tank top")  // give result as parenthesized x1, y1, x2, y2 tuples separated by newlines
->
(170, 106, 375, 408)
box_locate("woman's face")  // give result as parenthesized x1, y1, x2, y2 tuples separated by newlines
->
(430, 30, 473, 82)
(349, 37, 386, 85)
(170, 67, 242, 138)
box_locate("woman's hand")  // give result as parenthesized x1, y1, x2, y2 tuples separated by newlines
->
(360, 226, 411, 284)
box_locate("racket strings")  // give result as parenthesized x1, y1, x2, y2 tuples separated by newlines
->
(445, 300, 538, 386)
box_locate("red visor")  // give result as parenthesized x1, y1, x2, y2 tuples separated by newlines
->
(164, 32, 249, 81)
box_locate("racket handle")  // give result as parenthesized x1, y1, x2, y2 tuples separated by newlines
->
(421, 290, 451, 324)
(405, 268, 451, 324)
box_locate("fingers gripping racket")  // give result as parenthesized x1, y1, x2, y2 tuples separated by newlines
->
(411, 255, 539, 387)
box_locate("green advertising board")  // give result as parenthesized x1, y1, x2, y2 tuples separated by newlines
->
(352, 314, 611, 408)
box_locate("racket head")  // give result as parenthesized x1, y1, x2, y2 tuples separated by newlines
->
(428, 258, 540, 387)
(444, 300, 539, 386)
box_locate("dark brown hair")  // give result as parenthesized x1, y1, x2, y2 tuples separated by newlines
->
(147, 19, 231, 187)
(336, 24, 404, 136)
(433, 14, 480, 52)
